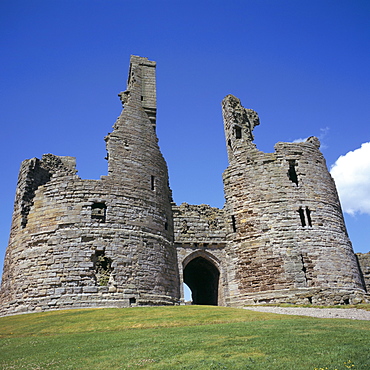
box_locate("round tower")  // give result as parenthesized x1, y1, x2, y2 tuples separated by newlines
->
(0, 56, 180, 315)
(222, 94, 366, 306)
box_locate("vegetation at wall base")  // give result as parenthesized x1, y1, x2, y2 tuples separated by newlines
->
(0, 306, 369, 369)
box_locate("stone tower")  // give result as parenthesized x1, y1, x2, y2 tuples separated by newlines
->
(0, 56, 180, 315)
(221, 94, 366, 305)
(1, 57, 368, 316)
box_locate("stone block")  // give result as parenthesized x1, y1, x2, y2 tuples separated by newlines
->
(82, 286, 98, 293)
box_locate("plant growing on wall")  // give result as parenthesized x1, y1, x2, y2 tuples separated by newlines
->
(92, 251, 112, 286)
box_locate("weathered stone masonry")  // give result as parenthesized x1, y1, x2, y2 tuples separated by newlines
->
(0, 56, 179, 315)
(0, 56, 369, 315)
(221, 95, 366, 305)
(357, 252, 370, 293)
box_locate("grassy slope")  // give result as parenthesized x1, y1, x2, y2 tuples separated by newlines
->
(0, 305, 369, 369)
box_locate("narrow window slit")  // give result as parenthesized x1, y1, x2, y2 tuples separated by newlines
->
(151, 175, 155, 190)
(231, 215, 237, 232)
(235, 126, 242, 139)
(306, 207, 312, 227)
(288, 160, 298, 186)
(301, 254, 308, 284)
(298, 207, 306, 227)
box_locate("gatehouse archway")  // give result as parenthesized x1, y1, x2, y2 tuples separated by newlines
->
(183, 256, 220, 305)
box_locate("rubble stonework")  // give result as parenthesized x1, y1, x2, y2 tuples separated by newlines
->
(0, 56, 368, 316)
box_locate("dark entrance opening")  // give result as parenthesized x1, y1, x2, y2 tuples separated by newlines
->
(183, 257, 219, 305)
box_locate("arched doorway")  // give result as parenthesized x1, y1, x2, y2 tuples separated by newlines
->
(183, 257, 220, 305)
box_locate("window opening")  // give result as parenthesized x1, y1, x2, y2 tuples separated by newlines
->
(288, 160, 298, 186)
(235, 126, 242, 139)
(91, 202, 107, 222)
(305, 207, 312, 227)
(231, 215, 237, 232)
(298, 207, 306, 227)
(301, 254, 308, 284)
(165, 222, 168, 230)
(228, 139, 232, 148)
(151, 175, 155, 190)
(129, 297, 136, 305)
(91, 250, 112, 286)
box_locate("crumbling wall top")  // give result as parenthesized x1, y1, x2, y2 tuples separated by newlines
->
(173, 203, 226, 244)
(40, 154, 77, 176)
(117, 55, 157, 128)
(222, 94, 260, 142)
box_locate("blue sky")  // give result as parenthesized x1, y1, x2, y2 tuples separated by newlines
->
(1, 0, 370, 279)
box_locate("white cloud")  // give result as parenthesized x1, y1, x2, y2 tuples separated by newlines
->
(292, 127, 329, 149)
(292, 137, 308, 143)
(318, 127, 329, 150)
(330, 142, 370, 215)
(319, 126, 329, 140)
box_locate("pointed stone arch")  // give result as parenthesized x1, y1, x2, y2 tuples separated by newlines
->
(183, 251, 221, 305)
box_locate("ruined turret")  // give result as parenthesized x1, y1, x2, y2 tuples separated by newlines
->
(1, 58, 368, 316)
(0, 56, 180, 315)
(222, 94, 366, 305)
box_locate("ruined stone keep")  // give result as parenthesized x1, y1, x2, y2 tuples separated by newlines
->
(0, 56, 368, 315)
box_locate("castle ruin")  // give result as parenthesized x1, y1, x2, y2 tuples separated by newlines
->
(0, 56, 368, 315)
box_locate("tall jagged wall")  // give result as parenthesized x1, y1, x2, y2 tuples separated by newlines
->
(1, 57, 368, 316)
(222, 94, 367, 305)
(0, 56, 180, 316)
(357, 252, 370, 293)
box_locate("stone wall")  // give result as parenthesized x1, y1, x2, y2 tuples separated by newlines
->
(0, 56, 180, 316)
(1, 57, 368, 316)
(221, 94, 367, 306)
(173, 203, 227, 305)
(357, 252, 370, 293)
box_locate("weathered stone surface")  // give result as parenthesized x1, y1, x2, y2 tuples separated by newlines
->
(173, 203, 227, 305)
(0, 56, 180, 315)
(357, 252, 370, 293)
(220, 94, 367, 306)
(0, 57, 368, 316)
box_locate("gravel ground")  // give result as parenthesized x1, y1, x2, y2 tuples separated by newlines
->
(244, 306, 370, 320)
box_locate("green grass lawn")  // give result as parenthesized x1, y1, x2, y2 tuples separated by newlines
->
(0, 305, 369, 369)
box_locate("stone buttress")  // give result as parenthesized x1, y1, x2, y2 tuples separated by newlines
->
(221, 94, 367, 305)
(0, 56, 180, 315)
